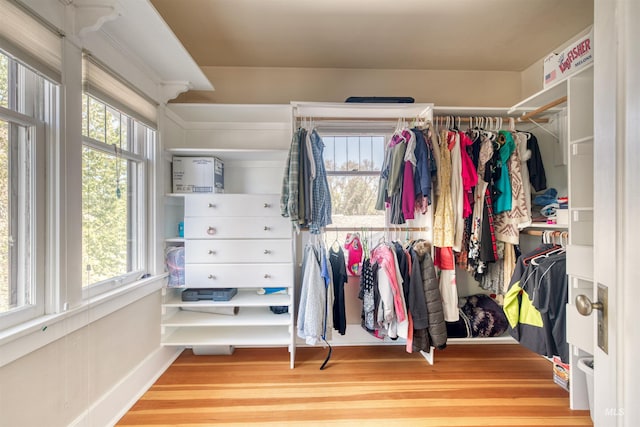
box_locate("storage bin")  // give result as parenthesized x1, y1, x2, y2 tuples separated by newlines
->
(172, 156, 224, 193)
(577, 357, 594, 421)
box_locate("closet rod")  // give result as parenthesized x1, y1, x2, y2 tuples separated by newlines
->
(294, 116, 427, 122)
(323, 226, 428, 232)
(434, 115, 549, 124)
(517, 96, 567, 122)
(520, 229, 569, 236)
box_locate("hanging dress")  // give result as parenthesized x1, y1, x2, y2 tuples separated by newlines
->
(432, 129, 455, 248)
(449, 131, 464, 252)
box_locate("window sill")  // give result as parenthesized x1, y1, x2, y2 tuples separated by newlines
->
(0, 274, 167, 368)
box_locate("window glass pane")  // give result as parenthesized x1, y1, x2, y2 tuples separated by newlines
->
(323, 136, 334, 171)
(122, 114, 131, 152)
(346, 136, 360, 171)
(81, 93, 88, 137)
(0, 54, 8, 108)
(88, 96, 105, 143)
(105, 105, 121, 147)
(328, 175, 384, 229)
(82, 146, 136, 286)
(359, 136, 373, 171)
(372, 136, 385, 170)
(334, 136, 347, 171)
(0, 120, 9, 312)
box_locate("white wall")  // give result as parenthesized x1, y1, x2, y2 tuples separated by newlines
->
(0, 3, 184, 426)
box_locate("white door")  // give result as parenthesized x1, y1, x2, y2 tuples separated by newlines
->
(592, 0, 639, 425)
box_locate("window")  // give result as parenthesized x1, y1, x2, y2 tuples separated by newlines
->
(0, 50, 50, 329)
(322, 135, 386, 229)
(81, 93, 153, 293)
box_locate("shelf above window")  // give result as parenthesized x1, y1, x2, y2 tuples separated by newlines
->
(166, 148, 287, 161)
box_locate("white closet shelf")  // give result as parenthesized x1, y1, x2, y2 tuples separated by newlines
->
(166, 147, 287, 161)
(163, 291, 291, 307)
(510, 64, 593, 114)
(163, 307, 291, 327)
(165, 237, 185, 243)
(162, 326, 291, 346)
(570, 135, 594, 145)
(524, 223, 569, 230)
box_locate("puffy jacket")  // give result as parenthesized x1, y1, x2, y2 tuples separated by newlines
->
(412, 240, 447, 349)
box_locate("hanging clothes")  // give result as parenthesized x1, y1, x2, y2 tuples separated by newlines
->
(411, 240, 447, 350)
(432, 129, 455, 248)
(412, 128, 434, 212)
(493, 130, 516, 214)
(504, 244, 568, 362)
(493, 132, 531, 244)
(297, 242, 334, 345)
(371, 243, 409, 339)
(458, 131, 478, 219)
(329, 244, 348, 335)
(358, 258, 379, 334)
(280, 128, 303, 229)
(526, 132, 547, 192)
(309, 129, 332, 234)
(449, 131, 464, 251)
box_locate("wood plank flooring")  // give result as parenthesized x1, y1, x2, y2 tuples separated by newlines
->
(117, 344, 593, 426)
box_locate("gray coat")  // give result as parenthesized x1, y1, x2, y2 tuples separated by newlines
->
(413, 240, 447, 349)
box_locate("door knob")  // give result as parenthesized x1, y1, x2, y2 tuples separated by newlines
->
(575, 294, 604, 316)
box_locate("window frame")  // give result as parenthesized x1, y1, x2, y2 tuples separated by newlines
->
(80, 93, 151, 299)
(320, 131, 390, 229)
(0, 105, 46, 330)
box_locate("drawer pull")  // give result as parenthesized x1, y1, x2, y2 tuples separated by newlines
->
(208, 203, 216, 208)
(263, 226, 271, 231)
(264, 249, 271, 255)
(263, 203, 271, 208)
(207, 274, 216, 280)
(207, 227, 216, 235)
(208, 250, 216, 255)
(264, 274, 271, 279)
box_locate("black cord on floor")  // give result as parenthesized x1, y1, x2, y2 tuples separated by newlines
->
(320, 338, 332, 370)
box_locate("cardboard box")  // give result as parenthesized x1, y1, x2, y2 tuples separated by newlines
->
(553, 356, 570, 391)
(544, 28, 593, 88)
(172, 156, 224, 193)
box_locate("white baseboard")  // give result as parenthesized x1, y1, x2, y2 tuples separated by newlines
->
(70, 345, 183, 427)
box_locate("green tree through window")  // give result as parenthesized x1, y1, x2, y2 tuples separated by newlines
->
(81, 93, 149, 288)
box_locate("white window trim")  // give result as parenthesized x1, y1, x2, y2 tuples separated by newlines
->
(0, 106, 45, 330)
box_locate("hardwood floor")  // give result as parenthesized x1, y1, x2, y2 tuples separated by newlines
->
(117, 344, 593, 426)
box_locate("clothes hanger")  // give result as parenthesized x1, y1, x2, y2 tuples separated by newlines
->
(330, 229, 340, 251)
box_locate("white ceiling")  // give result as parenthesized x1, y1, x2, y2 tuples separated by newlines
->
(149, 0, 593, 72)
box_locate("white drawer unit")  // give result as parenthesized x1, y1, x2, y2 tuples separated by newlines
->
(185, 239, 293, 264)
(185, 194, 282, 217)
(185, 263, 294, 288)
(184, 216, 291, 239)
(162, 188, 295, 368)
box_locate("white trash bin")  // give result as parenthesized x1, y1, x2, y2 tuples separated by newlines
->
(577, 357, 594, 421)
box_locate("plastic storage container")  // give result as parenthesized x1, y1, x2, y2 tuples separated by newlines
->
(577, 357, 594, 421)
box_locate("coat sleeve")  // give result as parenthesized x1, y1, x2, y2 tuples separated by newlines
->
(421, 252, 448, 349)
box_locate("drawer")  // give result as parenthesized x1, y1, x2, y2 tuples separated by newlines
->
(185, 194, 281, 217)
(185, 239, 293, 263)
(185, 263, 294, 288)
(184, 216, 291, 239)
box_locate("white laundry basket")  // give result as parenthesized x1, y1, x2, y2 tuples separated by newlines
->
(577, 357, 594, 421)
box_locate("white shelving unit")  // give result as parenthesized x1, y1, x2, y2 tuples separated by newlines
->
(511, 64, 594, 410)
(161, 147, 295, 368)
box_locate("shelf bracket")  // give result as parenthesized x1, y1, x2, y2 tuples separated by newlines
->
(527, 117, 560, 142)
